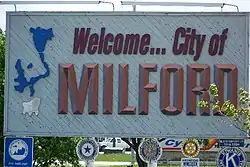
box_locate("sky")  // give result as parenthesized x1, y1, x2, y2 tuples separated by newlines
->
(1, 0, 250, 30)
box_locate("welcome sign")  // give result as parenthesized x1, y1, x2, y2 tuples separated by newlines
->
(4, 12, 249, 138)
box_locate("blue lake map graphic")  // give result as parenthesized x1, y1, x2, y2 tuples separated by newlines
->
(14, 27, 54, 97)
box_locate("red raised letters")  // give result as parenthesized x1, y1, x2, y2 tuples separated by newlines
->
(58, 64, 98, 114)
(138, 64, 157, 115)
(160, 64, 184, 115)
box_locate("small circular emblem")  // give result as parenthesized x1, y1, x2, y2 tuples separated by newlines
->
(181, 138, 200, 158)
(8, 139, 29, 161)
(216, 147, 246, 167)
(76, 138, 99, 161)
(138, 138, 162, 163)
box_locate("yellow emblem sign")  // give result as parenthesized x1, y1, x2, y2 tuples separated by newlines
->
(181, 138, 200, 158)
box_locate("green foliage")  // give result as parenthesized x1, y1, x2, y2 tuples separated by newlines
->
(197, 83, 250, 130)
(197, 139, 209, 147)
(33, 137, 82, 167)
(0, 28, 6, 166)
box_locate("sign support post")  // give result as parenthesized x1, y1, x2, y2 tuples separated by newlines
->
(131, 148, 136, 166)
(148, 162, 157, 167)
(86, 160, 94, 167)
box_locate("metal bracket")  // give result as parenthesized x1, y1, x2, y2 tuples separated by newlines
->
(121, 1, 240, 12)
(0, 0, 115, 12)
(100, 1, 115, 11)
(221, 3, 239, 12)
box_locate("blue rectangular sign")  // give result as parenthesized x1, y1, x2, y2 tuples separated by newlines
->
(4, 137, 33, 167)
(181, 158, 200, 167)
(219, 139, 244, 147)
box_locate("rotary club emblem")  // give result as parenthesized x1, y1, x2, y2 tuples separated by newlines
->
(181, 138, 200, 158)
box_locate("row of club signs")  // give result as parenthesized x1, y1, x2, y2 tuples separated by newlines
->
(180, 138, 247, 167)
(76, 138, 247, 167)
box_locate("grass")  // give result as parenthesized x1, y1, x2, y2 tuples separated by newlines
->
(96, 153, 131, 162)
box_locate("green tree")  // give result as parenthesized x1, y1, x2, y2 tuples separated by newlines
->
(0, 28, 81, 167)
(33, 137, 82, 167)
(198, 83, 250, 132)
(0, 28, 6, 167)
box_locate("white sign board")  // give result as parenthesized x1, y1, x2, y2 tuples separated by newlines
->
(4, 12, 249, 138)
